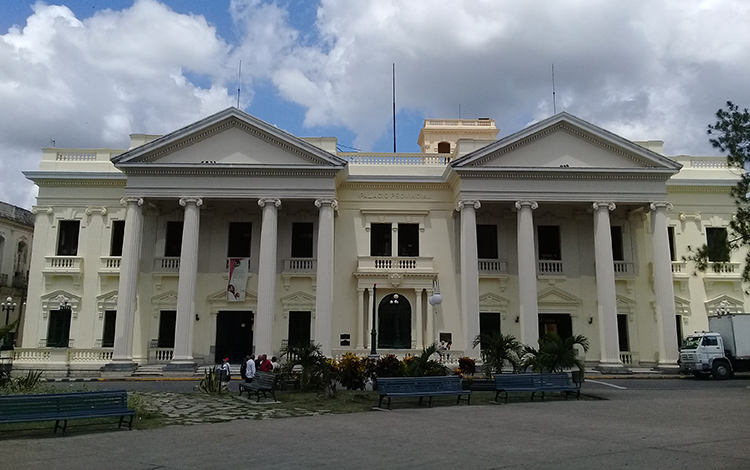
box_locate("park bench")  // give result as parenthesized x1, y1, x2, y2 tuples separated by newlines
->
(494, 373, 580, 403)
(238, 371, 279, 402)
(0, 390, 135, 435)
(376, 376, 471, 409)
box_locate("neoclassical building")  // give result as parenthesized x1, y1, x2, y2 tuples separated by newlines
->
(14, 108, 743, 376)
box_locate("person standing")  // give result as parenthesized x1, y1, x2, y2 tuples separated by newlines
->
(259, 354, 272, 372)
(245, 354, 256, 383)
(219, 358, 232, 387)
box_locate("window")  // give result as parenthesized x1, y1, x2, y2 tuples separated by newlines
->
(668, 226, 676, 261)
(538, 313, 572, 339)
(164, 222, 183, 257)
(110, 221, 125, 256)
(437, 141, 451, 153)
(227, 222, 252, 258)
(291, 223, 314, 258)
(370, 223, 392, 256)
(477, 224, 498, 259)
(702, 336, 718, 346)
(47, 309, 72, 347)
(617, 314, 629, 351)
(288, 311, 311, 348)
(537, 226, 561, 260)
(706, 227, 730, 262)
(157, 310, 177, 348)
(102, 310, 116, 348)
(398, 224, 419, 257)
(610, 226, 624, 261)
(479, 312, 501, 348)
(57, 220, 80, 256)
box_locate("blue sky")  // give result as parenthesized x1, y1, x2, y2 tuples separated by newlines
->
(2, 0, 750, 208)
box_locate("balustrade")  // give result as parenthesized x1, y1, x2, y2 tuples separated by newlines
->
(153, 257, 180, 272)
(613, 261, 634, 276)
(478, 259, 508, 273)
(283, 258, 317, 272)
(538, 260, 564, 275)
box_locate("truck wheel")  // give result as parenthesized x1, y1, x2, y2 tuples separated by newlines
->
(711, 361, 732, 380)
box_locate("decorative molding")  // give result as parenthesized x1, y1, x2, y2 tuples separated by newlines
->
(593, 202, 616, 212)
(179, 197, 203, 207)
(456, 200, 481, 211)
(314, 198, 338, 211)
(514, 200, 539, 211)
(258, 198, 282, 208)
(649, 201, 673, 212)
(120, 197, 144, 207)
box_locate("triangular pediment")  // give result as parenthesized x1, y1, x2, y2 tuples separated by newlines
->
(537, 286, 581, 306)
(152, 290, 178, 304)
(705, 294, 743, 314)
(453, 112, 682, 172)
(280, 291, 316, 307)
(207, 289, 258, 303)
(112, 107, 346, 169)
(479, 292, 509, 310)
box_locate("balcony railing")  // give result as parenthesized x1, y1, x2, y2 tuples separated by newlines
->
(357, 256, 434, 273)
(708, 262, 741, 274)
(342, 153, 451, 165)
(283, 258, 317, 272)
(154, 257, 180, 273)
(620, 351, 638, 366)
(100, 256, 122, 272)
(43, 256, 83, 274)
(671, 261, 688, 274)
(538, 260, 563, 275)
(614, 261, 634, 276)
(478, 259, 508, 274)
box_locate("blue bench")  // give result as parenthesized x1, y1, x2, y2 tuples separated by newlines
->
(377, 376, 471, 409)
(494, 373, 580, 402)
(0, 390, 135, 435)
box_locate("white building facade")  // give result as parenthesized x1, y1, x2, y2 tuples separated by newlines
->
(14, 108, 743, 376)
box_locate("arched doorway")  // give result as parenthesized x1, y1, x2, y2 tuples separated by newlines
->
(378, 293, 411, 349)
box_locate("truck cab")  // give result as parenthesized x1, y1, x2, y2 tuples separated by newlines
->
(679, 332, 733, 380)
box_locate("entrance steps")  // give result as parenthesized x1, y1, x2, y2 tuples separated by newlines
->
(133, 364, 167, 377)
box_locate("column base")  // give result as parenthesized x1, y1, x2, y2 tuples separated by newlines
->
(594, 362, 631, 374)
(101, 360, 137, 377)
(163, 361, 197, 376)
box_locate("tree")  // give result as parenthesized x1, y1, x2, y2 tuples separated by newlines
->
(472, 332, 524, 377)
(686, 102, 750, 286)
(523, 334, 590, 373)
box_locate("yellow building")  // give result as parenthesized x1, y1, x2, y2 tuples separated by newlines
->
(15, 108, 741, 376)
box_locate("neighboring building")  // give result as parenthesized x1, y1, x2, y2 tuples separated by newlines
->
(0, 201, 34, 348)
(14, 108, 742, 376)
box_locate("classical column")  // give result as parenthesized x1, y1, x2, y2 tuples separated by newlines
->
(414, 288, 423, 350)
(457, 200, 481, 357)
(651, 202, 680, 368)
(516, 201, 539, 345)
(168, 197, 202, 370)
(314, 199, 337, 356)
(108, 197, 144, 371)
(356, 288, 365, 349)
(593, 202, 624, 371)
(256, 198, 281, 357)
(426, 287, 435, 347)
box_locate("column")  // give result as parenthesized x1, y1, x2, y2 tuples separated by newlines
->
(414, 288, 423, 350)
(593, 202, 624, 370)
(255, 198, 281, 357)
(426, 287, 435, 347)
(457, 200, 481, 357)
(516, 201, 539, 345)
(169, 197, 202, 368)
(109, 197, 144, 370)
(356, 288, 365, 349)
(651, 202, 679, 368)
(314, 199, 337, 356)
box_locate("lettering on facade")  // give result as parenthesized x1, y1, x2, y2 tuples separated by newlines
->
(359, 192, 431, 200)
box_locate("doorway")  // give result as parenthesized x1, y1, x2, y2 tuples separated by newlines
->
(538, 313, 573, 339)
(215, 311, 254, 363)
(378, 294, 411, 349)
(288, 311, 312, 348)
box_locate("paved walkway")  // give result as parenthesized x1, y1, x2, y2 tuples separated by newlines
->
(2, 381, 750, 469)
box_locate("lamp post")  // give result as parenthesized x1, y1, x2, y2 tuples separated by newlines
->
(1, 297, 16, 326)
(369, 283, 378, 358)
(428, 279, 442, 346)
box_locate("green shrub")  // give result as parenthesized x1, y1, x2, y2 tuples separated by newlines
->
(337, 352, 373, 391)
(0, 370, 44, 394)
(374, 355, 403, 378)
(458, 356, 476, 375)
(195, 367, 224, 394)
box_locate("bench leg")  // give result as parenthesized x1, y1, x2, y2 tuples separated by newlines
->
(378, 395, 385, 408)
(54, 420, 60, 434)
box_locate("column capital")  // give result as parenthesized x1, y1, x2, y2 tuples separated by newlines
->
(314, 198, 338, 211)
(514, 200, 538, 211)
(456, 199, 481, 211)
(258, 198, 281, 208)
(120, 197, 144, 207)
(650, 201, 673, 212)
(179, 197, 203, 207)
(593, 202, 616, 212)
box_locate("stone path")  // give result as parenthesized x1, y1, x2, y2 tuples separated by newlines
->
(131, 391, 331, 426)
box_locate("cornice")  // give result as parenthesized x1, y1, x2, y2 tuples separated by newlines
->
(121, 167, 340, 178)
(667, 185, 732, 194)
(338, 182, 450, 191)
(454, 169, 671, 181)
(30, 179, 126, 188)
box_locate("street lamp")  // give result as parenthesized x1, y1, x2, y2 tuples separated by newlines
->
(428, 279, 442, 346)
(1, 297, 16, 326)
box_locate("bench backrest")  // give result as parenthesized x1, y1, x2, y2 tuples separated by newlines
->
(495, 373, 574, 388)
(377, 376, 462, 394)
(541, 373, 575, 387)
(0, 390, 130, 418)
(254, 371, 278, 389)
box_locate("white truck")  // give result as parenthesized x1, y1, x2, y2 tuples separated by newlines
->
(679, 313, 750, 380)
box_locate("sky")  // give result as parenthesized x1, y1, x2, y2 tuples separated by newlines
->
(2, 0, 750, 209)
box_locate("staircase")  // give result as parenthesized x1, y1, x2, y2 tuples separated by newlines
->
(133, 364, 166, 377)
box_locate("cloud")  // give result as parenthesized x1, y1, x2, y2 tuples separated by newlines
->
(0, 0, 235, 207)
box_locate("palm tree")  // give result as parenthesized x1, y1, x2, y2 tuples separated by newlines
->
(279, 341, 328, 391)
(406, 344, 447, 377)
(523, 334, 590, 373)
(472, 332, 524, 377)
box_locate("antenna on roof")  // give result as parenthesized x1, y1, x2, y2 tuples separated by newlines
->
(237, 60, 242, 108)
(552, 63, 557, 114)
(392, 63, 396, 153)
(459, 103, 461, 119)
